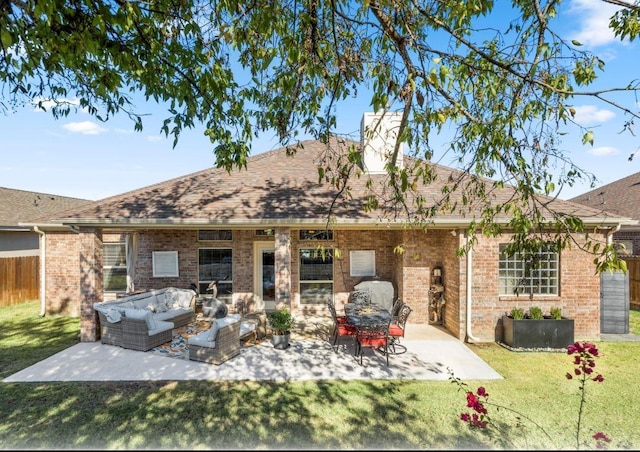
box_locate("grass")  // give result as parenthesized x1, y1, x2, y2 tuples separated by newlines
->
(1, 301, 640, 450)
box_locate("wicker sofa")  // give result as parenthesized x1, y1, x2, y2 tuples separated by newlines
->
(188, 314, 242, 365)
(93, 287, 197, 351)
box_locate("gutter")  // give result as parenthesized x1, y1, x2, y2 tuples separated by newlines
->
(465, 231, 480, 343)
(33, 226, 46, 317)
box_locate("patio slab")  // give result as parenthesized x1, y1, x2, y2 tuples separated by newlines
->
(2, 320, 503, 383)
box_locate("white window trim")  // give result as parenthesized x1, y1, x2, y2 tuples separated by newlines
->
(152, 251, 179, 277)
(350, 250, 376, 277)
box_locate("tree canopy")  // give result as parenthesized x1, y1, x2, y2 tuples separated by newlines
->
(2, 0, 640, 271)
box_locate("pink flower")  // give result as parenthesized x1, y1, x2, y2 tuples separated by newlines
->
(461, 413, 470, 422)
(477, 387, 488, 397)
(593, 432, 611, 442)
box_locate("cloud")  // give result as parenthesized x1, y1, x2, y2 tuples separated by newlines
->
(32, 97, 80, 113)
(587, 146, 619, 156)
(147, 135, 164, 142)
(572, 105, 615, 125)
(567, 0, 625, 47)
(62, 121, 107, 135)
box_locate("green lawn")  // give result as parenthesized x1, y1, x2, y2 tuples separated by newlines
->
(1, 301, 639, 450)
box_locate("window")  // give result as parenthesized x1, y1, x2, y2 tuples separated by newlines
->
(498, 244, 559, 295)
(198, 230, 232, 241)
(255, 229, 274, 236)
(198, 248, 233, 302)
(350, 250, 376, 277)
(299, 248, 333, 304)
(103, 243, 126, 292)
(152, 251, 179, 277)
(299, 229, 333, 241)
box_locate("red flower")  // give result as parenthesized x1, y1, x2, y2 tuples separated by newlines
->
(594, 374, 604, 382)
(566, 372, 573, 380)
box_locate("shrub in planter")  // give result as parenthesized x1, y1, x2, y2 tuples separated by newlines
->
(268, 306, 294, 350)
(503, 307, 574, 349)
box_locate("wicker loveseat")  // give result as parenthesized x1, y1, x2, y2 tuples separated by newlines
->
(93, 287, 197, 351)
(188, 314, 242, 365)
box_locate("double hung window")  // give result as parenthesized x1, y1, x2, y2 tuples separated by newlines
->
(103, 242, 127, 292)
(299, 248, 334, 304)
(198, 248, 233, 302)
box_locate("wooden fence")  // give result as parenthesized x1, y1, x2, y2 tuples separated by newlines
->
(0, 256, 39, 307)
(623, 256, 640, 310)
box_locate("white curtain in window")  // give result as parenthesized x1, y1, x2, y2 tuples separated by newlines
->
(126, 232, 138, 292)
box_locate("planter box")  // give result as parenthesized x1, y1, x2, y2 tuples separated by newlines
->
(502, 315, 574, 349)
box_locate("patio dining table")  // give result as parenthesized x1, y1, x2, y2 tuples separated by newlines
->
(344, 303, 393, 326)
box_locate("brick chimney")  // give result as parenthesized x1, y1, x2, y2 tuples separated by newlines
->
(360, 111, 404, 174)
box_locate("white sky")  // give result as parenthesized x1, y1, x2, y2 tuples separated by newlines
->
(1, 0, 639, 201)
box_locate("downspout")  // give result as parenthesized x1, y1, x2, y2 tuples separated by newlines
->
(606, 224, 621, 246)
(33, 226, 46, 317)
(465, 231, 481, 342)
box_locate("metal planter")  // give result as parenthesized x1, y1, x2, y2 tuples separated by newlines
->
(502, 315, 574, 349)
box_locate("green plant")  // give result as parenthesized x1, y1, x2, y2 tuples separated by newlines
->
(510, 307, 525, 320)
(267, 306, 294, 335)
(529, 306, 543, 320)
(550, 307, 563, 320)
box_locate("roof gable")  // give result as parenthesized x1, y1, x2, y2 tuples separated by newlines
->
(48, 138, 629, 228)
(569, 171, 640, 221)
(0, 187, 92, 227)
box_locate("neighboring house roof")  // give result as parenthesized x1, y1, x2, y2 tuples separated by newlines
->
(0, 187, 92, 230)
(569, 171, 640, 221)
(26, 138, 634, 230)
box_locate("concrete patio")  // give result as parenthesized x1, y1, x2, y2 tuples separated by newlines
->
(3, 315, 504, 383)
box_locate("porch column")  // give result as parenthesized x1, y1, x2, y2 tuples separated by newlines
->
(274, 228, 291, 308)
(79, 228, 103, 342)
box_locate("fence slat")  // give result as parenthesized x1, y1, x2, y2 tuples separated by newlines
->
(623, 257, 640, 309)
(0, 256, 39, 307)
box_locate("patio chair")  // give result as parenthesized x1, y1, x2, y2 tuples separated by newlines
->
(389, 304, 412, 354)
(391, 298, 404, 318)
(355, 320, 391, 366)
(348, 289, 372, 305)
(327, 302, 356, 352)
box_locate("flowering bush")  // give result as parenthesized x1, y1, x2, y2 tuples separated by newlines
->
(451, 341, 610, 450)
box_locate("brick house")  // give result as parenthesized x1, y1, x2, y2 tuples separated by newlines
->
(569, 171, 640, 256)
(569, 171, 640, 310)
(21, 114, 635, 344)
(0, 187, 90, 307)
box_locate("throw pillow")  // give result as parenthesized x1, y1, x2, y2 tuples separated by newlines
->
(123, 308, 146, 320)
(144, 310, 157, 330)
(105, 308, 122, 323)
(206, 321, 220, 342)
(119, 301, 135, 310)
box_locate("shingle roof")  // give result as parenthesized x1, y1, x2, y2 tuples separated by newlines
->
(569, 171, 640, 221)
(0, 187, 91, 227)
(41, 137, 630, 228)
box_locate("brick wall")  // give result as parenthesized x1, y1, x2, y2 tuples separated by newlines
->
(470, 233, 602, 342)
(44, 231, 83, 316)
(44, 226, 605, 344)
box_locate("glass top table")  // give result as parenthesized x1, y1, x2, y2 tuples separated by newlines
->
(344, 303, 392, 326)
